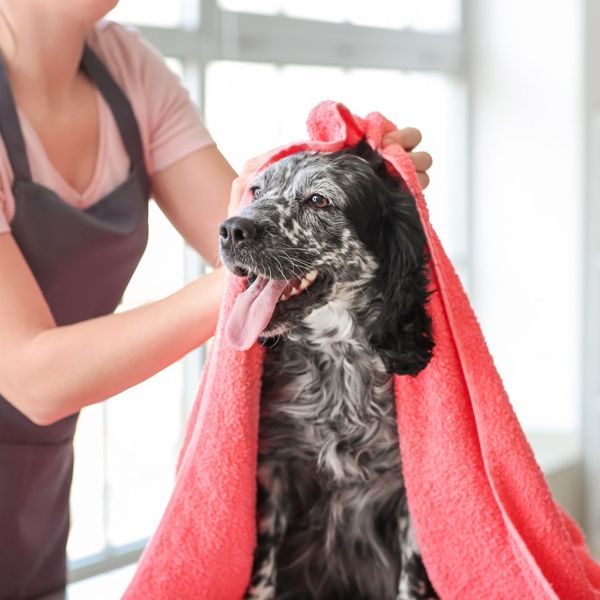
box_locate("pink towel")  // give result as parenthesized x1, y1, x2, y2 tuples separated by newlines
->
(123, 102, 600, 600)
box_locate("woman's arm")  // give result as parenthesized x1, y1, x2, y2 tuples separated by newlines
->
(0, 232, 224, 425)
(0, 128, 429, 425)
(151, 145, 236, 266)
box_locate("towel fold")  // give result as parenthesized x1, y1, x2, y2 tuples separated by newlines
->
(123, 101, 600, 600)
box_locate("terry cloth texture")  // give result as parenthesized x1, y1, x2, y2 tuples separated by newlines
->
(123, 101, 600, 600)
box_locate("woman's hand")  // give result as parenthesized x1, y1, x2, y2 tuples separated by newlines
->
(383, 127, 433, 190)
(228, 149, 276, 217)
(0, 231, 226, 425)
(228, 128, 433, 217)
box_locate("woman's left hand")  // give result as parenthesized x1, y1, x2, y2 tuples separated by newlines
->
(383, 127, 433, 190)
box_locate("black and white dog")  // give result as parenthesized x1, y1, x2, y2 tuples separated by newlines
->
(220, 141, 439, 600)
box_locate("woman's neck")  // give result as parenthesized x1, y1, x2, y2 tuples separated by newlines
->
(0, 1, 94, 109)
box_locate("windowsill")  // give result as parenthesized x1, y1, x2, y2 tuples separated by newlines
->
(37, 564, 137, 600)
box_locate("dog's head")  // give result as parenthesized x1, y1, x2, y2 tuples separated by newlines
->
(220, 141, 433, 375)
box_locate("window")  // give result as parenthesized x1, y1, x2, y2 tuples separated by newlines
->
(68, 203, 188, 564)
(68, 0, 466, 581)
(108, 1, 191, 28)
(218, 0, 461, 32)
(69, 56, 199, 574)
(205, 62, 467, 263)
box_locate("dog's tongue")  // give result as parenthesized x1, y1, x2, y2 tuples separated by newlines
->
(226, 276, 288, 350)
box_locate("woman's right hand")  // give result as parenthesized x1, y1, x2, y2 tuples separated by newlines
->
(0, 231, 225, 425)
(228, 149, 279, 217)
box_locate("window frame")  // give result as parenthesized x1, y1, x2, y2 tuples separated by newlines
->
(583, 0, 600, 559)
(68, 0, 468, 583)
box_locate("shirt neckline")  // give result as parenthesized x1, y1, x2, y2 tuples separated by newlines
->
(16, 87, 108, 206)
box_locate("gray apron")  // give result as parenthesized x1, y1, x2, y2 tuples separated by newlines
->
(0, 45, 150, 599)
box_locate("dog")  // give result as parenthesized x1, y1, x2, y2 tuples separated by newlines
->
(220, 140, 438, 600)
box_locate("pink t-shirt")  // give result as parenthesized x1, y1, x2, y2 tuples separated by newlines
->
(0, 20, 214, 234)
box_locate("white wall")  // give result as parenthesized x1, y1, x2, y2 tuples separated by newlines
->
(469, 0, 584, 432)
(583, 0, 600, 557)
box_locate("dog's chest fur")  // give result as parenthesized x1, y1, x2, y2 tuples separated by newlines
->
(259, 300, 407, 599)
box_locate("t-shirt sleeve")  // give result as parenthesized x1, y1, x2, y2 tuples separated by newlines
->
(97, 21, 214, 174)
(117, 26, 215, 175)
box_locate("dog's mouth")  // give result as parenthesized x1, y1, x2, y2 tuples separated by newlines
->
(225, 266, 323, 350)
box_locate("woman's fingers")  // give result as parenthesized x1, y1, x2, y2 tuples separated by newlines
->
(383, 127, 422, 152)
(413, 152, 432, 189)
(406, 151, 433, 189)
(241, 148, 279, 176)
(383, 129, 433, 189)
(417, 172, 430, 190)
(409, 151, 433, 172)
(228, 175, 248, 217)
(229, 148, 280, 217)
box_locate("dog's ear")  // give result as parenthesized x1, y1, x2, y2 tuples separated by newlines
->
(368, 184, 434, 376)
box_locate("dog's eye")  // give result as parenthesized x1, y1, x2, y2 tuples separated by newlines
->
(251, 186, 263, 199)
(309, 194, 330, 209)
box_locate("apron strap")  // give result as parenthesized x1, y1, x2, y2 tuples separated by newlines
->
(0, 45, 146, 184)
(0, 52, 33, 183)
(81, 44, 145, 172)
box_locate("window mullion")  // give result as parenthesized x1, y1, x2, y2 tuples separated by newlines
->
(218, 12, 462, 72)
(137, 20, 462, 74)
(68, 1, 469, 583)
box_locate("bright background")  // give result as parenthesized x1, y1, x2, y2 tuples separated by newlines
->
(63, 0, 600, 592)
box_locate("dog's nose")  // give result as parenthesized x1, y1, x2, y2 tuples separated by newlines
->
(219, 216, 257, 250)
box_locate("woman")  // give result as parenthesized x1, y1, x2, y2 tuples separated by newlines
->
(0, 0, 433, 597)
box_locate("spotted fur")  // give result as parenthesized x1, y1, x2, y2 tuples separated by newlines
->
(221, 142, 437, 599)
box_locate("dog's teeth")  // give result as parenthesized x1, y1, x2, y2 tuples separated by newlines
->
(299, 270, 318, 290)
(305, 270, 318, 283)
(279, 270, 318, 301)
